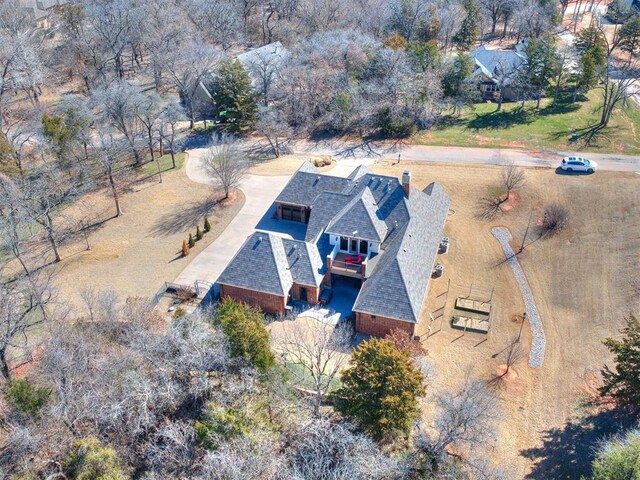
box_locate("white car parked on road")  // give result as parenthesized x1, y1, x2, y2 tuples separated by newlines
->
(560, 156, 598, 173)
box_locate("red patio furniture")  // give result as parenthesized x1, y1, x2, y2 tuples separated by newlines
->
(345, 254, 362, 265)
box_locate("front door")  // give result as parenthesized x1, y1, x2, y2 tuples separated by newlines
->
(300, 287, 307, 302)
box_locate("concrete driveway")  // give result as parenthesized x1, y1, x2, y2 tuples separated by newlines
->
(173, 149, 370, 289)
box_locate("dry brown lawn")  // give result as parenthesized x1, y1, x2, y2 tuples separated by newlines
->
(50, 167, 244, 310)
(373, 162, 640, 478)
(250, 154, 335, 176)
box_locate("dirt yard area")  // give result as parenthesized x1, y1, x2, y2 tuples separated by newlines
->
(50, 164, 244, 311)
(373, 162, 640, 478)
(250, 154, 335, 176)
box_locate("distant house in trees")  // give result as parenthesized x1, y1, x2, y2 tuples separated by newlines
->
(217, 163, 450, 338)
(236, 41, 289, 88)
(19, 0, 69, 28)
(470, 42, 527, 101)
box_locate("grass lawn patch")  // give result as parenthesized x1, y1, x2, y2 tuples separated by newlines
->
(414, 91, 640, 154)
(136, 153, 186, 177)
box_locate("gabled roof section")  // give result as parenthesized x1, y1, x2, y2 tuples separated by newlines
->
(353, 183, 451, 323)
(217, 232, 293, 296)
(347, 164, 373, 181)
(282, 239, 324, 287)
(470, 45, 525, 84)
(276, 171, 351, 207)
(325, 187, 388, 242)
(237, 41, 288, 69)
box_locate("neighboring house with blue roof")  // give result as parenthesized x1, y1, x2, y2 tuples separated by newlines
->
(217, 163, 450, 338)
(470, 42, 526, 101)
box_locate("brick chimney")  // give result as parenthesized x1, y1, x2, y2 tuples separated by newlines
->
(402, 171, 411, 198)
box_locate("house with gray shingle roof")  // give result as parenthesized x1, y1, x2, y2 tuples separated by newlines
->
(217, 163, 450, 337)
(470, 42, 526, 101)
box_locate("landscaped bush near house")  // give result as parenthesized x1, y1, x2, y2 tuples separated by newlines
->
(215, 298, 275, 372)
(188, 233, 195, 248)
(538, 203, 569, 237)
(176, 287, 195, 303)
(204, 217, 211, 233)
(196, 225, 204, 241)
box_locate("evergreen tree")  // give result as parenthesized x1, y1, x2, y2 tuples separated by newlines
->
(211, 59, 257, 133)
(334, 338, 425, 440)
(600, 314, 640, 407)
(196, 225, 203, 241)
(63, 437, 127, 480)
(619, 15, 640, 62)
(591, 428, 640, 479)
(204, 217, 211, 233)
(182, 240, 190, 256)
(454, 0, 481, 50)
(216, 298, 275, 372)
(521, 36, 562, 108)
(42, 113, 73, 160)
(442, 54, 478, 113)
(188, 233, 195, 248)
(576, 49, 600, 96)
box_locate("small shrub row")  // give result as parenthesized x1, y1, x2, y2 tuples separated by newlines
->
(182, 217, 212, 257)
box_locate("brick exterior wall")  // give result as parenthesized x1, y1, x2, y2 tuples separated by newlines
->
(219, 284, 286, 315)
(355, 312, 416, 337)
(291, 284, 319, 304)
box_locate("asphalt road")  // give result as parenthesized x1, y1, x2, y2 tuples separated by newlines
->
(287, 141, 640, 173)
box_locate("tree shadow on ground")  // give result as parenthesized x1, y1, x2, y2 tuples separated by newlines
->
(538, 101, 581, 116)
(433, 114, 468, 129)
(520, 403, 635, 479)
(150, 196, 220, 237)
(549, 124, 612, 148)
(467, 107, 535, 130)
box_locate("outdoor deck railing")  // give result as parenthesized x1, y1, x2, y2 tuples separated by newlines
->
(331, 260, 363, 274)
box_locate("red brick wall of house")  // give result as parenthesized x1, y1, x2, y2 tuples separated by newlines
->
(291, 284, 319, 304)
(219, 284, 286, 315)
(355, 312, 416, 337)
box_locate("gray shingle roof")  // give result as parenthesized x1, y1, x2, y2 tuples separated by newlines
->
(220, 164, 450, 325)
(282, 239, 324, 287)
(470, 46, 525, 84)
(276, 171, 351, 207)
(217, 232, 292, 296)
(353, 183, 451, 323)
(325, 187, 388, 242)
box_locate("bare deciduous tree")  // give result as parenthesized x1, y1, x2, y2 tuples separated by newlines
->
(477, 160, 525, 220)
(255, 107, 293, 158)
(0, 273, 53, 380)
(538, 203, 569, 237)
(95, 129, 127, 217)
(416, 373, 501, 464)
(272, 317, 352, 416)
(204, 134, 250, 199)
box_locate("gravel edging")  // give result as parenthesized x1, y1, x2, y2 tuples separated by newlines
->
(492, 227, 546, 368)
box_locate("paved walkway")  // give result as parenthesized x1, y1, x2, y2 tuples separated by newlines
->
(492, 227, 546, 368)
(173, 150, 370, 288)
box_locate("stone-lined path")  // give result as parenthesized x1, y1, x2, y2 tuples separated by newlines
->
(492, 227, 546, 368)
